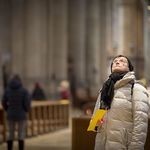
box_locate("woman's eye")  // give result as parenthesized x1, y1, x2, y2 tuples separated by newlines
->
(113, 60, 117, 63)
(120, 59, 126, 63)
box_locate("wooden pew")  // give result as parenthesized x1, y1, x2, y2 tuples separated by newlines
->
(72, 117, 96, 150)
(0, 100, 69, 143)
(0, 105, 6, 143)
(27, 100, 70, 136)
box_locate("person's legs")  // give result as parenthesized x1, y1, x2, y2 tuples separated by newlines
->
(7, 120, 16, 150)
(17, 120, 27, 150)
(18, 140, 24, 150)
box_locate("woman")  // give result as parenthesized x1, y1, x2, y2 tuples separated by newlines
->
(2, 75, 31, 150)
(93, 55, 149, 150)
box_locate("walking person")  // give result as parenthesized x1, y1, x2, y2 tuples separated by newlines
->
(2, 75, 31, 150)
(92, 55, 150, 150)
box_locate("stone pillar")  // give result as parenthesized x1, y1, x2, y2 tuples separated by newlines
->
(120, 0, 143, 78)
(25, 0, 48, 89)
(112, 0, 124, 54)
(106, 0, 113, 57)
(105, 0, 114, 76)
(51, 0, 68, 81)
(47, 0, 53, 81)
(144, 1, 150, 83)
(111, 0, 138, 54)
(110, 0, 144, 79)
(99, 0, 108, 81)
(11, 0, 25, 77)
(46, 0, 57, 99)
(46, 0, 68, 98)
(135, 1, 144, 78)
(0, 0, 11, 96)
(86, 0, 101, 96)
(68, 0, 86, 86)
(123, 0, 136, 56)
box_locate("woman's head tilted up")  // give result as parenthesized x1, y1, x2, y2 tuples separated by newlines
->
(111, 55, 134, 73)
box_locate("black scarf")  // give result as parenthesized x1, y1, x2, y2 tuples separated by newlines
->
(100, 72, 128, 109)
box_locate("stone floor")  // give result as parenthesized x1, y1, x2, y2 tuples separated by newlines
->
(26, 128, 71, 150)
(0, 128, 71, 150)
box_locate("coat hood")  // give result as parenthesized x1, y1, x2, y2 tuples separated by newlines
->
(8, 78, 22, 90)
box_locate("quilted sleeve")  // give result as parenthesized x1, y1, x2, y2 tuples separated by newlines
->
(128, 84, 150, 150)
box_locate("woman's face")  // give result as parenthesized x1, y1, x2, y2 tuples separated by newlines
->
(111, 56, 129, 73)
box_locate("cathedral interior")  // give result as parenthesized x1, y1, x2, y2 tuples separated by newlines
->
(0, 0, 150, 149)
(0, 0, 150, 98)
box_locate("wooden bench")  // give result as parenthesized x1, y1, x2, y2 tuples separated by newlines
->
(72, 117, 96, 150)
(0, 107, 6, 143)
(0, 100, 69, 143)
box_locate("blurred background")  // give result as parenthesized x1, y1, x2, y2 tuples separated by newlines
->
(0, 0, 150, 149)
(0, 0, 150, 102)
(0, 0, 150, 103)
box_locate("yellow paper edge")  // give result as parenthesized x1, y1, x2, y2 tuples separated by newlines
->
(87, 109, 107, 132)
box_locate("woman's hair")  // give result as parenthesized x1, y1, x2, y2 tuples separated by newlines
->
(110, 55, 134, 72)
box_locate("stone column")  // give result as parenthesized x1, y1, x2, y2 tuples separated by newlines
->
(68, 0, 86, 86)
(144, 1, 150, 83)
(0, 0, 11, 96)
(51, 0, 68, 81)
(105, 0, 114, 76)
(47, 0, 68, 98)
(108, 0, 137, 71)
(47, 0, 53, 81)
(25, 0, 48, 89)
(120, 0, 143, 78)
(135, 1, 144, 78)
(11, 0, 25, 77)
(106, 0, 113, 57)
(112, 0, 124, 54)
(123, 1, 135, 56)
(99, 0, 108, 81)
(110, 0, 144, 78)
(86, 0, 101, 96)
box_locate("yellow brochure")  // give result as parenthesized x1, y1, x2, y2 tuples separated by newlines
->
(87, 109, 107, 132)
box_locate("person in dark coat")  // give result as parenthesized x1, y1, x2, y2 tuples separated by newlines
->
(1, 75, 31, 150)
(31, 82, 46, 100)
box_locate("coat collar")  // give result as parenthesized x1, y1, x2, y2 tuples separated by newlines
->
(114, 71, 135, 89)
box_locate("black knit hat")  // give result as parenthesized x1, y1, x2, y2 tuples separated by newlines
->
(111, 55, 134, 72)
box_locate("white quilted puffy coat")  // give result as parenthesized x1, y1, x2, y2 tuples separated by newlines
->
(93, 72, 150, 150)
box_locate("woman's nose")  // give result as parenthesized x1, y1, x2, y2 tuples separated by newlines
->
(116, 61, 119, 64)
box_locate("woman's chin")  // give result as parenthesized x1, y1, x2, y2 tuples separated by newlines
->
(112, 68, 122, 73)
